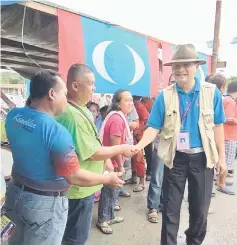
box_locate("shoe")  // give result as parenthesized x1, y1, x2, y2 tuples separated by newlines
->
(146, 175, 151, 181)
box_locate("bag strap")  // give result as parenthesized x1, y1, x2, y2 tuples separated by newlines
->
(68, 102, 102, 145)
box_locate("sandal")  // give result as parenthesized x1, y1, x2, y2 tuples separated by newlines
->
(148, 209, 159, 223)
(96, 222, 113, 235)
(114, 204, 121, 211)
(119, 190, 131, 197)
(217, 186, 235, 195)
(124, 178, 137, 185)
(107, 216, 124, 225)
(133, 184, 145, 192)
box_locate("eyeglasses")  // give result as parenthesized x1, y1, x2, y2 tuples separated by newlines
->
(172, 63, 195, 69)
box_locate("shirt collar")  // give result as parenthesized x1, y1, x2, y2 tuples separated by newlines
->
(175, 77, 200, 94)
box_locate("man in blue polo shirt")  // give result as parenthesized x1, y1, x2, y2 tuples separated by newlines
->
(4, 70, 124, 245)
(135, 44, 226, 245)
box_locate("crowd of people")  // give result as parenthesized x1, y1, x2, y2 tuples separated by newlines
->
(2, 44, 237, 245)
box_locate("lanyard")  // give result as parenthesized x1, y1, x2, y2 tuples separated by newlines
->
(68, 101, 102, 145)
(178, 91, 196, 129)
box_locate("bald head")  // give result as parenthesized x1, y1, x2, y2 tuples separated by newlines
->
(67, 64, 93, 85)
(67, 64, 95, 104)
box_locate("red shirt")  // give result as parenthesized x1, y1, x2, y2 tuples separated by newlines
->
(223, 96, 237, 140)
(142, 99, 154, 112)
(102, 113, 126, 167)
(134, 101, 149, 141)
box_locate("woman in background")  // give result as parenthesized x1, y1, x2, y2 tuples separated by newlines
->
(97, 89, 133, 234)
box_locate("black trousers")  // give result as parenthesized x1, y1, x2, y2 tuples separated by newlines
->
(144, 143, 153, 175)
(161, 151, 214, 245)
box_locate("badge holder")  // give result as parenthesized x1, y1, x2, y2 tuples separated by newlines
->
(177, 130, 190, 150)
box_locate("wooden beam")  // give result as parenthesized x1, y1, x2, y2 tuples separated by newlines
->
(19, 1, 57, 16)
(211, 0, 222, 73)
(0, 91, 16, 109)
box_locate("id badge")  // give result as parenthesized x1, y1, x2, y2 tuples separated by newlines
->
(177, 131, 190, 150)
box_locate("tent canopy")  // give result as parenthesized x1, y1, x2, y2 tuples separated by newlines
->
(1, 2, 58, 78)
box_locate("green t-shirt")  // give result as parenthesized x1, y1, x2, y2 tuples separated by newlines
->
(56, 103, 104, 199)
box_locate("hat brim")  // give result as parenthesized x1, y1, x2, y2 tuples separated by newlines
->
(163, 59, 206, 66)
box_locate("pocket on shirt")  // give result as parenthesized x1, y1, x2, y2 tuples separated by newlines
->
(163, 110, 176, 138)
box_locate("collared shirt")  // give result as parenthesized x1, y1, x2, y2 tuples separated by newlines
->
(5, 107, 79, 192)
(56, 103, 104, 199)
(147, 78, 226, 148)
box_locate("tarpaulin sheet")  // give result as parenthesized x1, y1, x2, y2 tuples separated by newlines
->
(58, 9, 84, 81)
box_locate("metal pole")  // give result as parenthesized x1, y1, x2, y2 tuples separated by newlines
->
(211, 0, 222, 74)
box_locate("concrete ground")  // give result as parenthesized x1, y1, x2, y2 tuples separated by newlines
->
(1, 149, 237, 245)
(87, 172, 237, 245)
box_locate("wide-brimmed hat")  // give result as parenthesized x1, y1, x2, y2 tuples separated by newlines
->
(164, 44, 206, 66)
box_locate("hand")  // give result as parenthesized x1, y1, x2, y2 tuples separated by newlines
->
(233, 118, 237, 124)
(121, 144, 135, 158)
(216, 158, 227, 176)
(104, 172, 125, 189)
(132, 144, 142, 156)
(104, 159, 114, 172)
(117, 166, 125, 174)
(129, 121, 139, 130)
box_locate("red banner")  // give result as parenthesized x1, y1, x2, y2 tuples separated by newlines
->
(58, 9, 85, 82)
(147, 38, 160, 97)
(162, 42, 173, 88)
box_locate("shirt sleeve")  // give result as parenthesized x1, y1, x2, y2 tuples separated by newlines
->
(109, 114, 125, 137)
(49, 123, 79, 177)
(147, 92, 165, 130)
(213, 87, 226, 125)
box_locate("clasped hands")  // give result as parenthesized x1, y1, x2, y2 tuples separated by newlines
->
(120, 144, 141, 158)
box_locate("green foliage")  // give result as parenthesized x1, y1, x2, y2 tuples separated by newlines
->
(227, 76, 237, 85)
(0, 71, 25, 84)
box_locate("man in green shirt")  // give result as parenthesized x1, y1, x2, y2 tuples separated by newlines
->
(57, 64, 133, 245)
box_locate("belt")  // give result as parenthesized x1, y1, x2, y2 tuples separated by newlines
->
(12, 180, 67, 197)
(177, 147, 204, 154)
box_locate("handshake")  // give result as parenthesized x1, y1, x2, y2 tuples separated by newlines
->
(120, 144, 140, 158)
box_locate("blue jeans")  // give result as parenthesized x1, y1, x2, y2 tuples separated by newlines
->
(147, 148, 164, 210)
(62, 194, 95, 245)
(98, 186, 120, 223)
(5, 183, 68, 245)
